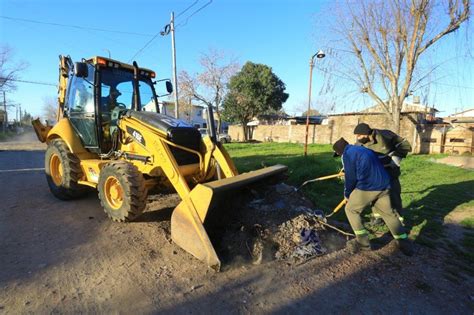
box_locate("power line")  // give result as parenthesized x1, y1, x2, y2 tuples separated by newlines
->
(129, 0, 212, 61)
(176, 0, 213, 28)
(0, 78, 56, 87)
(128, 32, 162, 63)
(175, 0, 200, 19)
(0, 15, 153, 37)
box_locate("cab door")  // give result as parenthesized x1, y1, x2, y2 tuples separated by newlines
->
(66, 65, 99, 149)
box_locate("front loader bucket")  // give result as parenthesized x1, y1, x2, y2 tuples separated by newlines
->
(171, 164, 287, 271)
(32, 118, 52, 143)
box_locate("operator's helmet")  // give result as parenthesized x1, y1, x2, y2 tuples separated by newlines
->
(109, 88, 122, 101)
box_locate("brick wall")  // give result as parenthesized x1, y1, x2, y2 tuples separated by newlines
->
(228, 117, 474, 155)
(414, 125, 445, 154)
(229, 113, 420, 149)
(444, 127, 474, 154)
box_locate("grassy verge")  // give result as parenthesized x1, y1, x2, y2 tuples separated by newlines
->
(225, 142, 474, 270)
(0, 131, 15, 141)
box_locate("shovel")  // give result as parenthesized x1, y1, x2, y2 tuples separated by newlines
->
(296, 171, 344, 191)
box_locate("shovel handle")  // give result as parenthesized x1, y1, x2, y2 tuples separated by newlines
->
(314, 172, 344, 181)
(326, 199, 347, 218)
(298, 172, 345, 191)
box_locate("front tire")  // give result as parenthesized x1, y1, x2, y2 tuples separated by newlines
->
(45, 139, 87, 200)
(98, 161, 147, 222)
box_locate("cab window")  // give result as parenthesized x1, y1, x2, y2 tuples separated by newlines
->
(67, 64, 94, 113)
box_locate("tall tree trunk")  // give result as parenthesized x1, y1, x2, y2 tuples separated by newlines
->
(391, 99, 401, 133)
(215, 110, 222, 134)
(242, 121, 248, 141)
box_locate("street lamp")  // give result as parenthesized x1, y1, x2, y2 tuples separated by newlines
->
(304, 50, 325, 157)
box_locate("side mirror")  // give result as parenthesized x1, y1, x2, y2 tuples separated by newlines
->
(74, 62, 88, 78)
(166, 81, 173, 94)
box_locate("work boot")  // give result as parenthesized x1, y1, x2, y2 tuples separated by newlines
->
(396, 239, 414, 256)
(346, 238, 371, 254)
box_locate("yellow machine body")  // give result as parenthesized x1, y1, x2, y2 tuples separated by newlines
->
(33, 55, 287, 270)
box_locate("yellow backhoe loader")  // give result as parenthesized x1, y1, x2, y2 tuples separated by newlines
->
(33, 55, 286, 271)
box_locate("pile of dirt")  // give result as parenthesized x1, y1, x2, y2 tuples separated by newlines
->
(208, 183, 347, 268)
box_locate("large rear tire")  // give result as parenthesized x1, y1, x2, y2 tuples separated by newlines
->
(98, 161, 147, 222)
(45, 139, 87, 200)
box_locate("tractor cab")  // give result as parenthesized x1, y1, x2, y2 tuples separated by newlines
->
(63, 56, 172, 154)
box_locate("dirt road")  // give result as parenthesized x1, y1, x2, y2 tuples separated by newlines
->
(0, 141, 473, 313)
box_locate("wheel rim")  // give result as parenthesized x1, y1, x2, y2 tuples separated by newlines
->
(104, 176, 124, 210)
(50, 153, 63, 186)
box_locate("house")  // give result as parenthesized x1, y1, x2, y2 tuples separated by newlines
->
(288, 115, 326, 125)
(359, 98, 438, 116)
(445, 108, 474, 125)
(201, 107, 230, 132)
(449, 108, 474, 118)
(247, 114, 290, 126)
(151, 101, 230, 132)
(444, 126, 474, 155)
(246, 114, 326, 126)
(142, 101, 207, 128)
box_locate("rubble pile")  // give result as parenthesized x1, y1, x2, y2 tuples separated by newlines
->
(212, 183, 347, 267)
(272, 213, 325, 260)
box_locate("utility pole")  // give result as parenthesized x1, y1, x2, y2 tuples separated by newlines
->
(160, 12, 180, 118)
(2, 91, 7, 133)
(171, 12, 179, 119)
(304, 50, 325, 157)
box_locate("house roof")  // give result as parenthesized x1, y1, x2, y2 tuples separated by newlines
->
(161, 101, 206, 108)
(449, 108, 474, 116)
(359, 101, 438, 113)
(327, 111, 426, 117)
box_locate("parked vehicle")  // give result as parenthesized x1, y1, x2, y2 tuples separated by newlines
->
(218, 133, 232, 143)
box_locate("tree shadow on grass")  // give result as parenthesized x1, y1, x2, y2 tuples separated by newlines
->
(403, 180, 474, 246)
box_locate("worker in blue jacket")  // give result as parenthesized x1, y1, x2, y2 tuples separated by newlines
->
(332, 137, 413, 255)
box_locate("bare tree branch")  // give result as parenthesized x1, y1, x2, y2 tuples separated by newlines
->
(318, 0, 470, 132)
(177, 48, 239, 132)
(0, 45, 28, 91)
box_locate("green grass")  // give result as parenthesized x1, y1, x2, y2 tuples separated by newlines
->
(0, 131, 15, 141)
(225, 142, 474, 263)
(461, 218, 474, 229)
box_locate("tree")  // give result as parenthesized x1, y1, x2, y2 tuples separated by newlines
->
(222, 62, 289, 141)
(319, 0, 470, 132)
(177, 71, 196, 123)
(178, 48, 239, 132)
(21, 110, 33, 125)
(0, 45, 28, 92)
(42, 96, 57, 124)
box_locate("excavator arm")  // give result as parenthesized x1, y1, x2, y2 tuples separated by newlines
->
(57, 55, 72, 121)
(32, 55, 72, 143)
